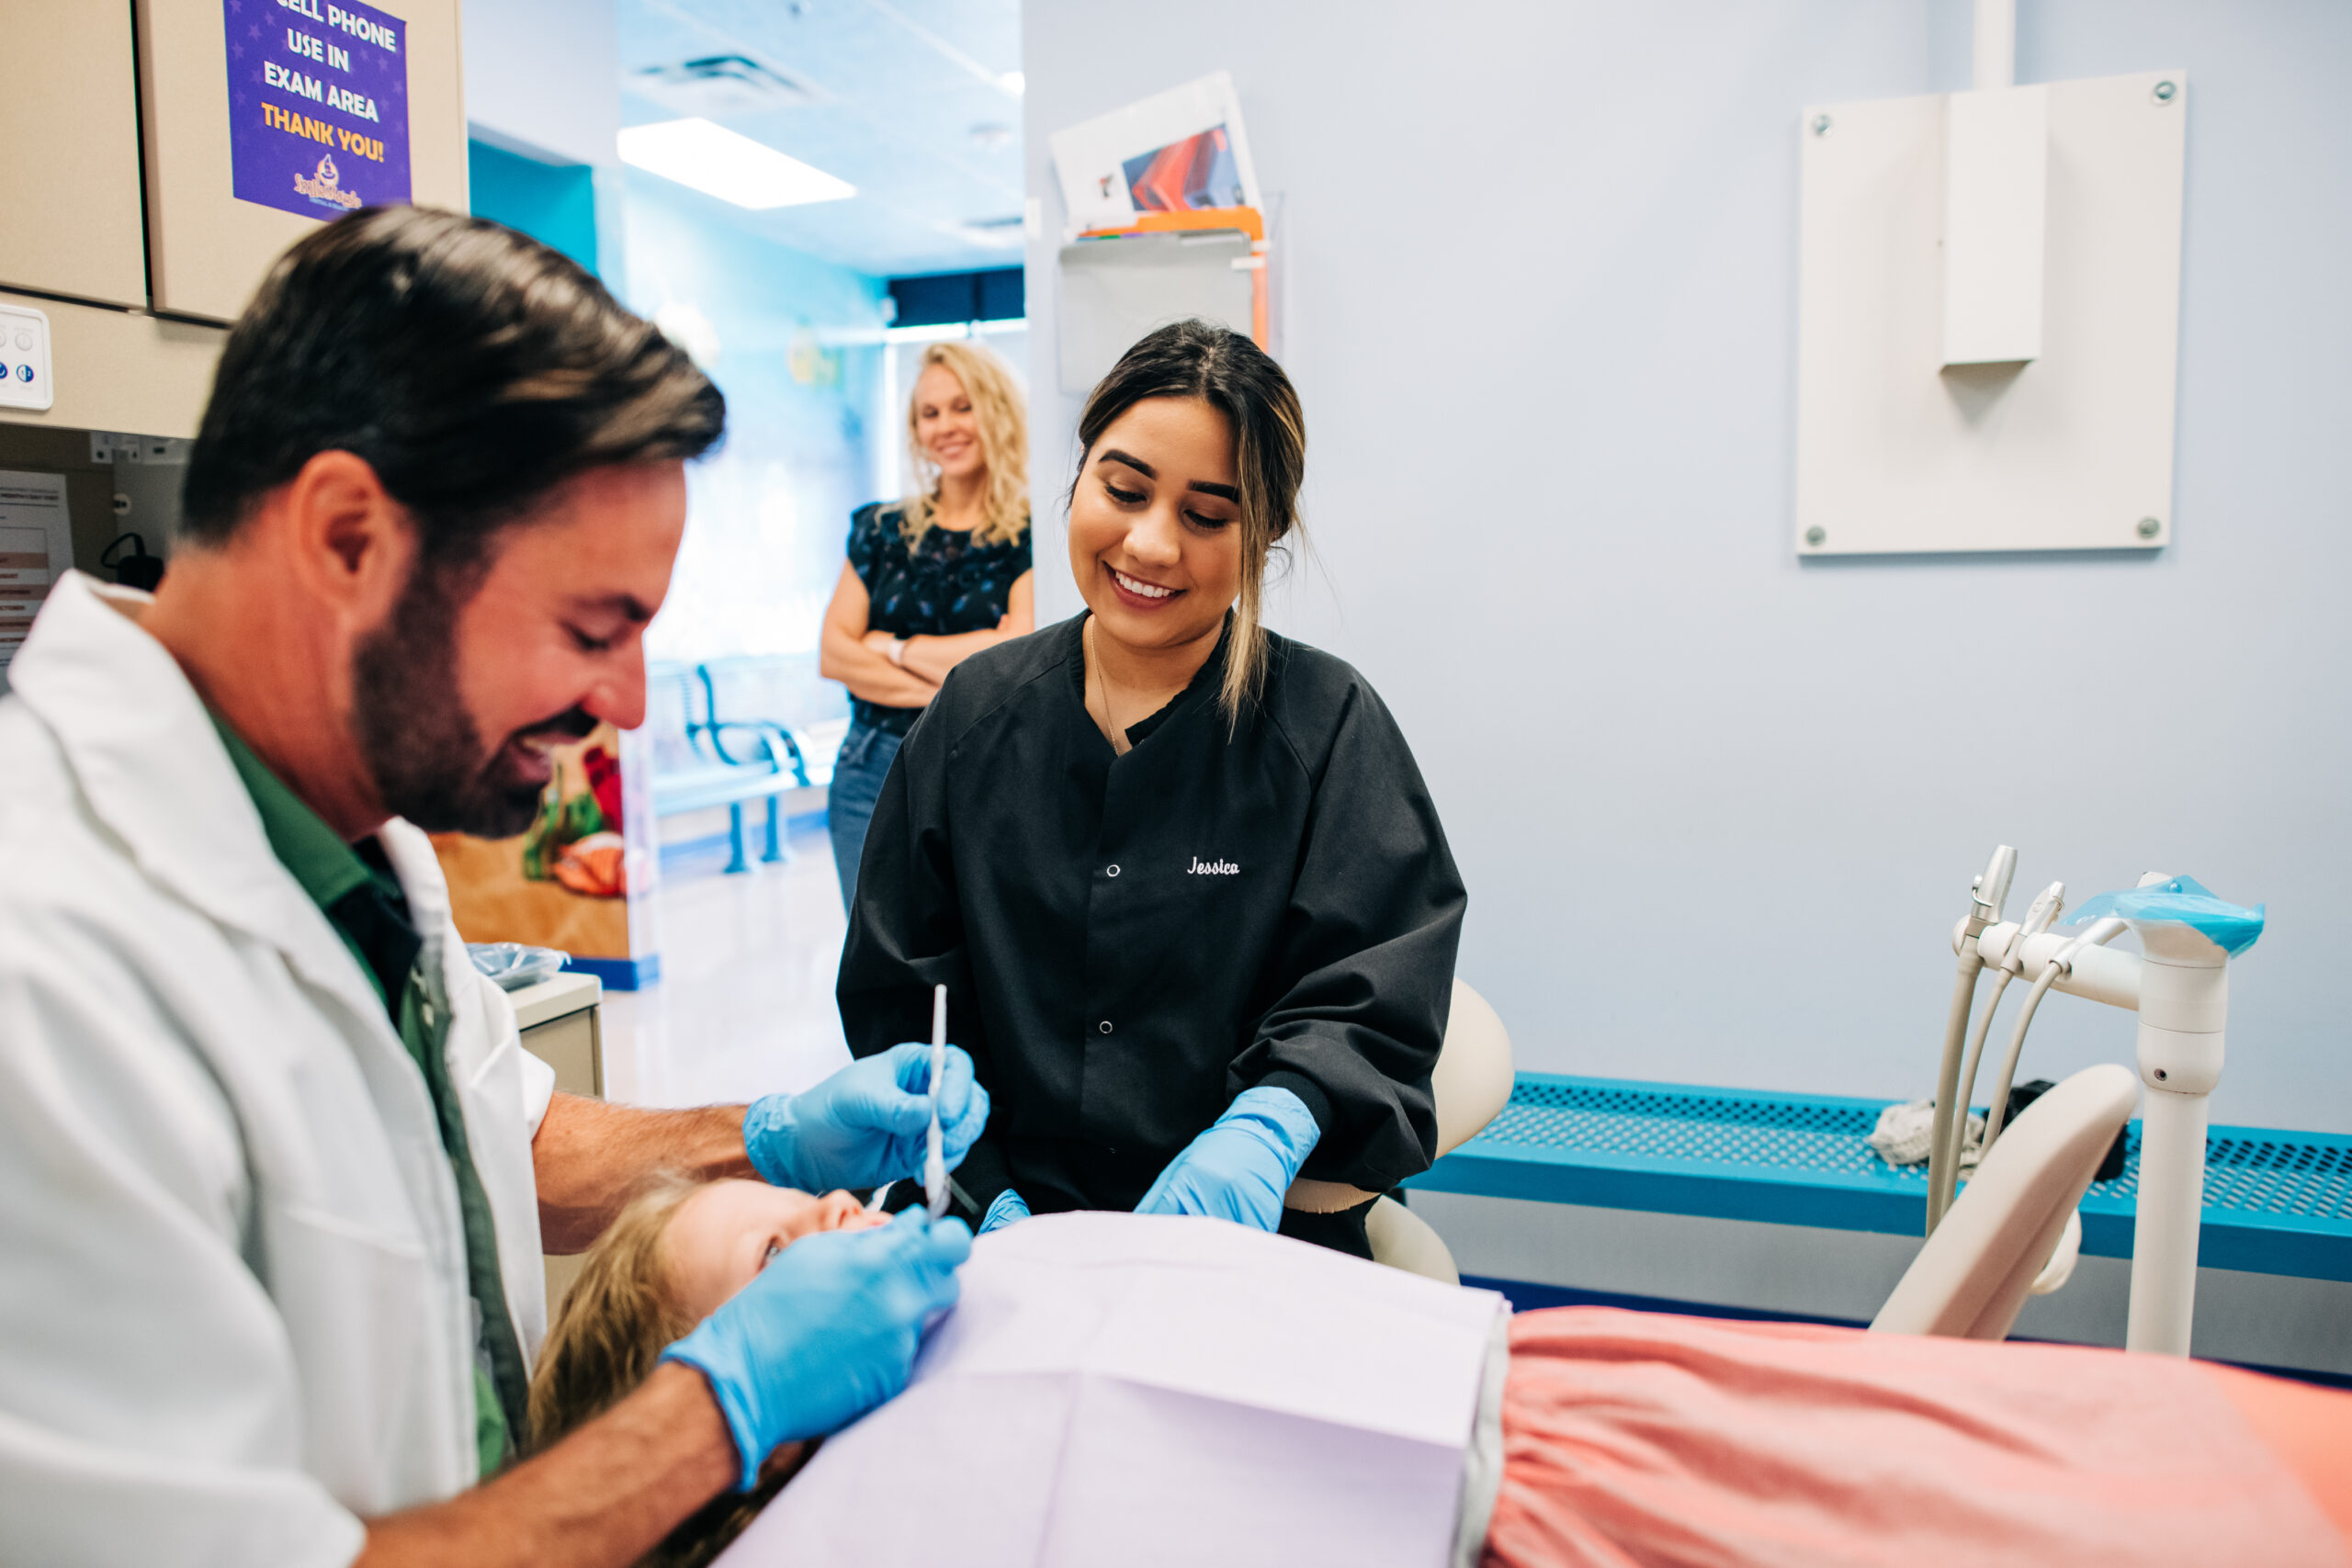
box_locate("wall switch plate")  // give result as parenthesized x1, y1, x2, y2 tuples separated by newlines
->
(0, 304, 56, 412)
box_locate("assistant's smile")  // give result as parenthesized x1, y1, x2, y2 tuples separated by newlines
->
(1107, 564, 1182, 606)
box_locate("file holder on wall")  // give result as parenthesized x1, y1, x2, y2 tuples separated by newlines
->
(1057, 206, 1270, 395)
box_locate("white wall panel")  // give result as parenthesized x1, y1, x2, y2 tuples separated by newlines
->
(1795, 71, 2184, 555)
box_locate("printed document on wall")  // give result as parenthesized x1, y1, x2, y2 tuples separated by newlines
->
(0, 470, 72, 692)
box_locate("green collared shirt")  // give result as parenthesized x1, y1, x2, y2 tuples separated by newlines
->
(210, 715, 527, 1480)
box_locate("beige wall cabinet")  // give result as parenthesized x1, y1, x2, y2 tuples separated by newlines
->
(1, 0, 469, 435)
(0, 2, 149, 310)
(135, 0, 469, 324)
(0, 290, 226, 439)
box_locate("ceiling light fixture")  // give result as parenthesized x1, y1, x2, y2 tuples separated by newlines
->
(999, 71, 1025, 96)
(617, 118, 854, 209)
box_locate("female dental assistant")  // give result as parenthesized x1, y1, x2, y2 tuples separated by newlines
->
(838, 321, 1465, 1258)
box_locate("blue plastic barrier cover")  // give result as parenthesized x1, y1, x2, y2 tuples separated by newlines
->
(2062, 874, 2265, 956)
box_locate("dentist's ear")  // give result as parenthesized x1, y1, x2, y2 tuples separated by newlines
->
(278, 450, 417, 635)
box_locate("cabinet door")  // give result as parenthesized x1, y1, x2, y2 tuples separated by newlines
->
(0, 1, 149, 308)
(136, 0, 468, 324)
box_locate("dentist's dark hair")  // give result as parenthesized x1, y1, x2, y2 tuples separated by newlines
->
(181, 205, 724, 568)
(1072, 320, 1306, 722)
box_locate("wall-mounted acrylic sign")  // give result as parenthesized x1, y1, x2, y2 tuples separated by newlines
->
(224, 0, 412, 220)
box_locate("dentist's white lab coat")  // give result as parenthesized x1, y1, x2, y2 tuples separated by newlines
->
(0, 572, 558, 1566)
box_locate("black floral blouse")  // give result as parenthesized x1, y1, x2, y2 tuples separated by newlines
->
(845, 502, 1033, 734)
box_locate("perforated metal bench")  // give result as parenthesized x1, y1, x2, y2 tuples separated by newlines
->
(1401, 1073, 2352, 1283)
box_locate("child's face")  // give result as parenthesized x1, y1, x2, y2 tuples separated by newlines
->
(665, 1180, 888, 1320)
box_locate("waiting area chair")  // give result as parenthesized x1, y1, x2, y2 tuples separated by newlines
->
(1286, 978, 1516, 1284)
(1871, 1062, 2140, 1340)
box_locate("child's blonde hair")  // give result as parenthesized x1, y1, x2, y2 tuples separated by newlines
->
(528, 1174, 808, 1568)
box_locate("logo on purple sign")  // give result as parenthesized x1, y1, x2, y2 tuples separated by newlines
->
(226, 0, 412, 221)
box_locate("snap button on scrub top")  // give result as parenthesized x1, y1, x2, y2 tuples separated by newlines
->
(1106, 863, 1120, 876)
(1099, 1021, 1114, 1033)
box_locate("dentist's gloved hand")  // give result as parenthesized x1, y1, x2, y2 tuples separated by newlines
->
(743, 1043, 989, 1191)
(662, 1209, 972, 1490)
(979, 1188, 1031, 1234)
(1135, 1086, 1322, 1232)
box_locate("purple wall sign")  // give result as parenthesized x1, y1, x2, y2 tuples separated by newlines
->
(224, 0, 413, 220)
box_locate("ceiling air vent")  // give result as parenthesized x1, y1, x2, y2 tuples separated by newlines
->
(631, 55, 821, 117)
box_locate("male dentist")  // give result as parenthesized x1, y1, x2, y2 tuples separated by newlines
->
(0, 208, 981, 1566)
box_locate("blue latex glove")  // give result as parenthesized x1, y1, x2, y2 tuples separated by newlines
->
(1135, 1086, 1322, 1232)
(979, 1188, 1031, 1234)
(662, 1209, 972, 1489)
(743, 1043, 989, 1192)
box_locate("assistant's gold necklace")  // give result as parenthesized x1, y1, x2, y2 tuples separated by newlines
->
(1086, 618, 1130, 756)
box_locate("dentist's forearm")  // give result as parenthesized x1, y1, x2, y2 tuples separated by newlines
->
(532, 1094, 754, 1253)
(356, 1363, 752, 1568)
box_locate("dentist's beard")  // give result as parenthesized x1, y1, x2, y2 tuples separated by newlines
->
(351, 558, 596, 839)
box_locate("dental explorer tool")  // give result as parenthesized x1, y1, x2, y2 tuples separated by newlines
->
(1928, 845, 2014, 1234)
(864, 1180, 895, 1214)
(925, 984, 948, 1221)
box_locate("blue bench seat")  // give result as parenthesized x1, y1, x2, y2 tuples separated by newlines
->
(1402, 1073, 2352, 1283)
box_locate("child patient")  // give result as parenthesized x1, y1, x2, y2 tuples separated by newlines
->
(536, 1178, 2352, 1568)
(528, 1176, 888, 1568)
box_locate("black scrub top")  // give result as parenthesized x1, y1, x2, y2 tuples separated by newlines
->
(837, 613, 1467, 1221)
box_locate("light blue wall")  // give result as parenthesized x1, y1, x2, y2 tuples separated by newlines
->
(1022, 2, 2352, 1132)
(622, 173, 891, 667)
(469, 140, 600, 275)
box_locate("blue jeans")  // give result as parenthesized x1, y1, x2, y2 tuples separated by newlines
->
(827, 720, 904, 912)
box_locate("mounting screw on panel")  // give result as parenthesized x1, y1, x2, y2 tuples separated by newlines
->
(2137, 517, 2162, 539)
(1804, 525, 1826, 546)
(1811, 114, 1833, 136)
(2154, 1067, 2169, 1082)
(2152, 80, 2178, 104)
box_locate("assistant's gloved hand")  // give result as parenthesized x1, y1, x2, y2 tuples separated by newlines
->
(662, 1209, 972, 1489)
(1134, 1086, 1322, 1232)
(978, 1187, 1031, 1234)
(743, 1043, 989, 1192)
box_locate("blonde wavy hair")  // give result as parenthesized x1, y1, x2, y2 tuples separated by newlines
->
(528, 1175, 810, 1568)
(899, 338, 1030, 548)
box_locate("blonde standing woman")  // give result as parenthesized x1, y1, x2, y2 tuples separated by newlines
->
(820, 340, 1034, 909)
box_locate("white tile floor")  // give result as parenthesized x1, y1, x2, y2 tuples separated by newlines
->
(600, 823, 854, 1111)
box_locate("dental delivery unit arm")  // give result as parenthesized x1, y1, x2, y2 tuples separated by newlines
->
(1928, 847, 2265, 1356)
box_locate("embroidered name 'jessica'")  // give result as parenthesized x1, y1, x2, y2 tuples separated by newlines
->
(1189, 857, 1240, 875)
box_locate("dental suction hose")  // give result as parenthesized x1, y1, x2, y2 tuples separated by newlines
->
(1982, 916, 2128, 1158)
(1927, 846, 2016, 1235)
(1933, 881, 2066, 1222)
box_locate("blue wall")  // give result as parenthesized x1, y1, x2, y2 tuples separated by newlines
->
(621, 174, 891, 669)
(468, 139, 600, 275)
(1024, 1, 2352, 1133)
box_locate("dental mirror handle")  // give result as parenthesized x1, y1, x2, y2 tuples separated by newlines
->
(924, 985, 948, 1220)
